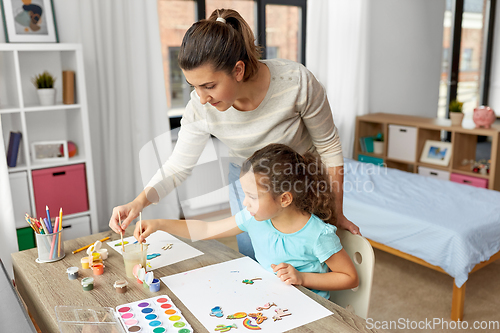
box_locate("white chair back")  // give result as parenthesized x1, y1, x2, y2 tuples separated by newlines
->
(330, 229, 375, 319)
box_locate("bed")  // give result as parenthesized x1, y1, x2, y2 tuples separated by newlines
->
(342, 158, 500, 321)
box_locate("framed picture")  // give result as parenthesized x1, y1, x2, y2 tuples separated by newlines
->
(1, 0, 58, 42)
(31, 140, 68, 162)
(420, 140, 452, 166)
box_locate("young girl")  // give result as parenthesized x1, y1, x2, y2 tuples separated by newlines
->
(134, 144, 359, 299)
(110, 8, 360, 260)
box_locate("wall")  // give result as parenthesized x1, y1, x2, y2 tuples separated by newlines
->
(368, 0, 446, 117)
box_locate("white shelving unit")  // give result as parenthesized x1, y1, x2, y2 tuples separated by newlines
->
(0, 44, 98, 244)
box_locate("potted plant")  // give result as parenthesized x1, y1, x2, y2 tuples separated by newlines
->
(32, 71, 56, 106)
(373, 132, 384, 154)
(449, 100, 464, 126)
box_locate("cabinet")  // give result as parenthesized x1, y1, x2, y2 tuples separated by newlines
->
(354, 113, 500, 191)
(0, 44, 98, 248)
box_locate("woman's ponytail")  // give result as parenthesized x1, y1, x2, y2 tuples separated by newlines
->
(179, 9, 262, 81)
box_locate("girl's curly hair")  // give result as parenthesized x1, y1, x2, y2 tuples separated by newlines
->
(241, 143, 336, 223)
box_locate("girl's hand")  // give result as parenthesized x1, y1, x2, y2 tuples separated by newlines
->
(134, 219, 161, 243)
(109, 201, 143, 234)
(271, 263, 303, 286)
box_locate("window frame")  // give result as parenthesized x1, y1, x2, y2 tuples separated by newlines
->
(194, 0, 307, 65)
(445, 0, 497, 119)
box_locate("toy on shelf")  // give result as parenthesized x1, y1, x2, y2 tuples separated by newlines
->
(473, 106, 496, 129)
(462, 158, 490, 175)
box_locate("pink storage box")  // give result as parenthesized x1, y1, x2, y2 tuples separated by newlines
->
(450, 173, 488, 189)
(32, 163, 89, 219)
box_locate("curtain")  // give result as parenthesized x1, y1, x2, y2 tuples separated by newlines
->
(306, 0, 370, 159)
(0, 118, 18, 279)
(64, 0, 180, 230)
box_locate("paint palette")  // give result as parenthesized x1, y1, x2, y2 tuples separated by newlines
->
(116, 295, 193, 333)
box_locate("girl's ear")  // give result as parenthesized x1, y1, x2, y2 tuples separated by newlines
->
(233, 60, 246, 82)
(280, 192, 293, 208)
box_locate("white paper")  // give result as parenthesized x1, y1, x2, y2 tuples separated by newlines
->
(160, 257, 333, 332)
(107, 231, 203, 270)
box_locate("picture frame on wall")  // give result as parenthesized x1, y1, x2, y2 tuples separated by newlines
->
(420, 140, 452, 167)
(0, 0, 58, 43)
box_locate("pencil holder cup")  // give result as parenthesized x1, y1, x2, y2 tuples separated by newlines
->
(35, 230, 65, 263)
(122, 243, 148, 278)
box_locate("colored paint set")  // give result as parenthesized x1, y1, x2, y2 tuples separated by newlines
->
(116, 295, 193, 333)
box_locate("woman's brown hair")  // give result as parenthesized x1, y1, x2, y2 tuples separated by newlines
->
(178, 8, 262, 82)
(241, 144, 337, 223)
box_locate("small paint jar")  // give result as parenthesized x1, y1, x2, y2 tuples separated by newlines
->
(114, 280, 128, 294)
(66, 267, 79, 280)
(91, 252, 101, 261)
(149, 279, 160, 292)
(81, 257, 90, 269)
(98, 248, 108, 260)
(82, 277, 94, 291)
(92, 263, 104, 275)
(92, 258, 103, 265)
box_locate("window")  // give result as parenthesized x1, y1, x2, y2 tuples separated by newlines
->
(157, 0, 196, 113)
(439, 0, 495, 118)
(265, 4, 301, 62)
(157, 0, 307, 118)
(461, 48, 473, 70)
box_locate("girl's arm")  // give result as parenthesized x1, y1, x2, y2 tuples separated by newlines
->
(134, 215, 243, 243)
(272, 249, 359, 291)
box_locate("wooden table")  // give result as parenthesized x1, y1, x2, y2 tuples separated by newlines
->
(12, 230, 380, 333)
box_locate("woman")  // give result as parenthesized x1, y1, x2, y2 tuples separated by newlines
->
(109, 8, 360, 258)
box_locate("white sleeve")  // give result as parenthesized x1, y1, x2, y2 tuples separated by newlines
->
(299, 65, 343, 167)
(146, 96, 211, 200)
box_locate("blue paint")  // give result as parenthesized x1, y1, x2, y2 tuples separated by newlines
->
(149, 320, 162, 327)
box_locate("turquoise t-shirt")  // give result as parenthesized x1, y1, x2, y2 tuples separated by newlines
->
(235, 208, 343, 299)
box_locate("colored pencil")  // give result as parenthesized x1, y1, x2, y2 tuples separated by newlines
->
(57, 208, 62, 257)
(33, 219, 43, 233)
(39, 217, 49, 234)
(118, 213, 124, 252)
(24, 215, 38, 234)
(46, 206, 53, 233)
(72, 237, 110, 254)
(51, 218, 59, 259)
(43, 218, 51, 234)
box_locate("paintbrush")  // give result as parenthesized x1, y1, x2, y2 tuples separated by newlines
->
(118, 213, 125, 252)
(140, 212, 143, 252)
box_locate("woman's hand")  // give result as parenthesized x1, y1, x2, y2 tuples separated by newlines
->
(108, 200, 143, 234)
(336, 215, 361, 235)
(134, 219, 161, 243)
(271, 263, 304, 286)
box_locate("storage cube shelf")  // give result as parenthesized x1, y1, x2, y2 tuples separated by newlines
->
(355, 113, 500, 191)
(0, 44, 98, 248)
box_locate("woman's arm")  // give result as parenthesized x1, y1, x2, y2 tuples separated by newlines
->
(272, 249, 359, 291)
(133, 215, 243, 243)
(109, 93, 211, 234)
(297, 66, 360, 235)
(327, 166, 361, 235)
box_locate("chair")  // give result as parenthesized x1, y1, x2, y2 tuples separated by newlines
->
(330, 229, 375, 319)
